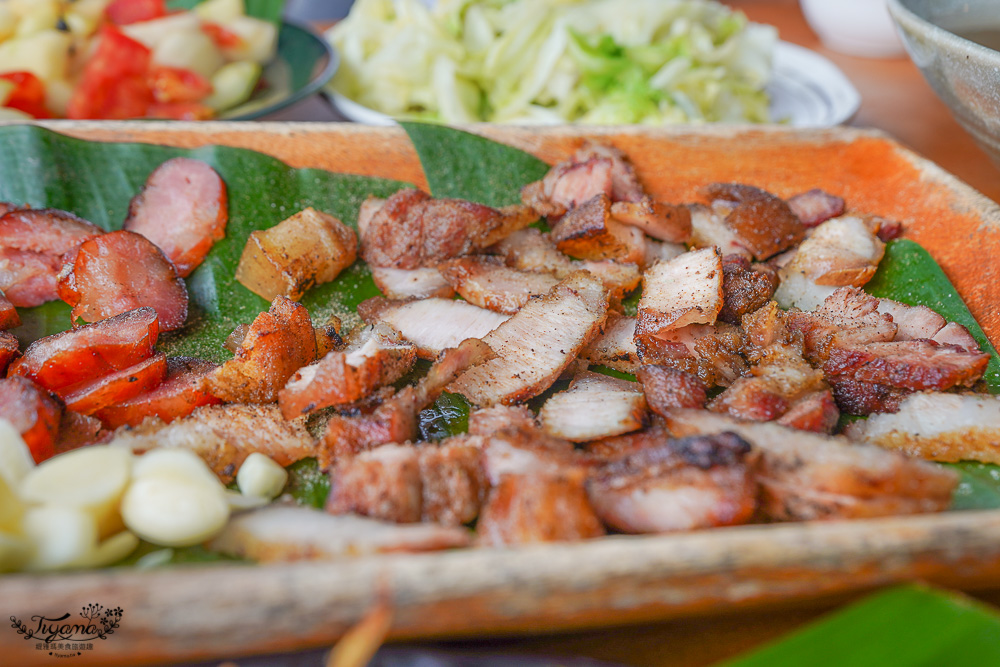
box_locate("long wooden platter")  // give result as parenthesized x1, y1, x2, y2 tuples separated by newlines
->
(3, 122, 1000, 666)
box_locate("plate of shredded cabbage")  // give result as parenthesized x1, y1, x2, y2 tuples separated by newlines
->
(324, 0, 860, 127)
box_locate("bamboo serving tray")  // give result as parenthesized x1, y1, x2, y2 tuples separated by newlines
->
(3, 122, 1000, 667)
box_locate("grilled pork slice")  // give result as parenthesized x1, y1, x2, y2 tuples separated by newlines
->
(370, 266, 454, 300)
(611, 198, 692, 244)
(0, 208, 103, 307)
(539, 371, 646, 442)
(637, 365, 708, 414)
(664, 409, 958, 520)
(786, 188, 845, 227)
(468, 405, 537, 436)
(775, 390, 840, 433)
(0, 331, 16, 375)
(360, 188, 537, 269)
(123, 157, 228, 277)
(824, 339, 989, 393)
(491, 228, 641, 301)
(718, 254, 778, 324)
(785, 287, 898, 363)
(581, 314, 640, 373)
(450, 272, 609, 406)
(844, 392, 1000, 464)
(279, 324, 416, 419)
(636, 322, 748, 388)
(359, 297, 508, 358)
(57, 230, 189, 331)
(209, 504, 471, 562)
(321, 339, 494, 463)
(703, 183, 805, 261)
(438, 256, 558, 314)
(205, 297, 317, 404)
(587, 432, 757, 533)
(0, 376, 62, 463)
(577, 142, 646, 202)
(94, 356, 220, 429)
(9, 307, 159, 392)
(110, 403, 315, 482)
(635, 247, 723, 346)
(550, 194, 646, 264)
(643, 239, 686, 268)
(774, 216, 885, 311)
(877, 298, 979, 351)
(0, 290, 19, 330)
(327, 438, 487, 526)
(688, 203, 747, 258)
(829, 378, 909, 416)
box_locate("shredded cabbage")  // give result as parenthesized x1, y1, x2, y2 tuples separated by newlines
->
(327, 0, 776, 124)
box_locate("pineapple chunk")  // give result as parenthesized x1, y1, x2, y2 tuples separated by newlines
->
(221, 15, 278, 64)
(152, 29, 225, 79)
(196, 0, 246, 24)
(204, 60, 261, 112)
(15, 4, 59, 37)
(121, 12, 201, 50)
(236, 208, 358, 301)
(0, 30, 72, 84)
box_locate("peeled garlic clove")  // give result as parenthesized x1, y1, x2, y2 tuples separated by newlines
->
(77, 530, 140, 569)
(121, 472, 230, 547)
(0, 418, 34, 487)
(19, 445, 132, 538)
(22, 505, 98, 571)
(224, 490, 270, 512)
(236, 452, 288, 500)
(132, 447, 219, 485)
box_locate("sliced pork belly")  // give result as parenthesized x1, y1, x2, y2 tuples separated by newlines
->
(279, 324, 416, 419)
(635, 247, 724, 345)
(844, 392, 1000, 464)
(0, 208, 103, 307)
(637, 365, 708, 414)
(829, 379, 909, 417)
(575, 141, 646, 202)
(877, 298, 980, 351)
(468, 405, 537, 436)
(521, 154, 613, 217)
(205, 297, 317, 404)
(775, 390, 840, 433)
(688, 203, 747, 258)
(538, 371, 647, 442)
(664, 409, 958, 520)
(824, 339, 989, 393)
(209, 504, 471, 562)
(718, 254, 778, 324)
(123, 157, 228, 277)
(785, 288, 898, 363)
(480, 426, 583, 484)
(109, 403, 315, 482)
(643, 239, 686, 268)
(635, 322, 747, 388)
(774, 216, 885, 311)
(586, 432, 757, 534)
(581, 314, 640, 373)
(370, 266, 454, 300)
(438, 256, 558, 314)
(359, 297, 508, 358)
(0, 290, 20, 330)
(57, 230, 189, 330)
(550, 194, 646, 264)
(704, 183, 805, 260)
(449, 272, 609, 406)
(419, 437, 489, 525)
(360, 188, 537, 269)
(611, 198, 692, 244)
(786, 188, 845, 227)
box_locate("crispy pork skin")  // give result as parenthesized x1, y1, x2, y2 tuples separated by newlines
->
(637, 365, 708, 414)
(664, 409, 958, 520)
(705, 183, 805, 260)
(123, 157, 228, 277)
(539, 371, 647, 442)
(587, 432, 757, 533)
(718, 254, 778, 325)
(360, 297, 508, 358)
(450, 272, 609, 406)
(438, 256, 559, 314)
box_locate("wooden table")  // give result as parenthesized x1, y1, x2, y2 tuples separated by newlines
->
(257, 3, 1000, 665)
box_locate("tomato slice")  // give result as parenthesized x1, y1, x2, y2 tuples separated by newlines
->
(0, 376, 62, 464)
(149, 66, 213, 104)
(66, 26, 153, 120)
(105, 0, 168, 25)
(202, 22, 244, 50)
(0, 72, 52, 119)
(62, 353, 168, 415)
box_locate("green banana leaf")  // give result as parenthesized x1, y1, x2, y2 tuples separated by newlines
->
(717, 584, 1000, 666)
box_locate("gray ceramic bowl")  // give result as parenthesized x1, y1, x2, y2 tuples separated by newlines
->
(888, 0, 1000, 167)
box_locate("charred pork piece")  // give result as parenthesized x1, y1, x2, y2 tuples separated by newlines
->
(785, 287, 898, 363)
(468, 404, 538, 436)
(718, 254, 778, 324)
(438, 256, 559, 314)
(57, 230, 189, 330)
(205, 296, 317, 404)
(550, 194, 646, 264)
(775, 390, 840, 433)
(0, 375, 62, 463)
(360, 188, 537, 269)
(637, 365, 708, 414)
(124, 157, 228, 278)
(774, 216, 885, 312)
(664, 409, 958, 520)
(359, 296, 508, 358)
(587, 432, 758, 533)
(327, 437, 487, 526)
(321, 339, 494, 463)
(370, 266, 454, 300)
(0, 208, 103, 307)
(785, 188, 845, 227)
(845, 392, 1000, 464)
(110, 403, 316, 482)
(702, 183, 805, 260)
(0, 290, 20, 330)
(95, 356, 220, 429)
(611, 198, 692, 244)
(635, 247, 723, 348)
(824, 339, 989, 394)
(581, 314, 640, 374)
(539, 371, 647, 442)
(877, 298, 980, 351)
(636, 322, 748, 389)
(449, 272, 609, 406)
(209, 504, 471, 562)
(279, 324, 416, 419)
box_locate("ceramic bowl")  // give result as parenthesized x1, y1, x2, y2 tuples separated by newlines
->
(888, 0, 1000, 167)
(800, 0, 904, 58)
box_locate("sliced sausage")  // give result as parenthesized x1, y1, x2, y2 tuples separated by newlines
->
(95, 356, 220, 428)
(0, 376, 63, 463)
(0, 290, 20, 330)
(62, 353, 168, 416)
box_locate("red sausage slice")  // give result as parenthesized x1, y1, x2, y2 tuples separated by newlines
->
(95, 356, 220, 428)
(123, 157, 228, 277)
(0, 376, 63, 463)
(0, 290, 19, 330)
(9, 307, 158, 391)
(62, 352, 168, 416)
(0, 331, 18, 375)
(57, 230, 188, 331)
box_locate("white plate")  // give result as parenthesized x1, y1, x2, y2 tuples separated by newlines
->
(327, 41, 860, 128)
